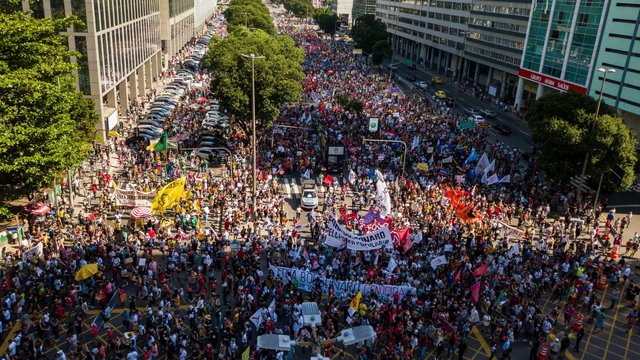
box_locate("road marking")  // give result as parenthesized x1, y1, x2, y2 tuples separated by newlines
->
(290, 178, 300, 199)
(581, 284, 609, 360)
(283, 178, 292, 197)
(470, 326, 492, 355)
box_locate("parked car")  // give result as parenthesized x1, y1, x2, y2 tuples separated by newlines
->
(431, 76, 444, 85)
(493, 123, 512, 135)
(300, 180, 318, 209)
(468, 114, 486, 123)
(481, 109, 497, 118)
(192, 148, 227, 161)
(464, 107, 481, 116)
(415, 80, 428, 89)
(435, 90, 447, 99)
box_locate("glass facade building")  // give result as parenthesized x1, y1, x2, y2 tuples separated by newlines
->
(352, 0, 378, 24)
(516, 0, 609, 108)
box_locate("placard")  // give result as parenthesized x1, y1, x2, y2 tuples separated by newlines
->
(324, 216, 393, 251)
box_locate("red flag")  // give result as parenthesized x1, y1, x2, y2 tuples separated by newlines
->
(473, 264, 488, 277)
(470, 281, 481, 303)
(453, 269, 462, 284)
(392, 228, 411, 248)
(323, 175, 334, 185)
(403, 236, 413, 253)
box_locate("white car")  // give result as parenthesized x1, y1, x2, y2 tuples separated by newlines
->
(300, 180, 318, 209)
(415, 80, 428, 89)
(469, 114, 486, 123)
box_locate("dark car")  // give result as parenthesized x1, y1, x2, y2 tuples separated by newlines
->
(493, 123, 512, 135)
(408, 63, 417, 70)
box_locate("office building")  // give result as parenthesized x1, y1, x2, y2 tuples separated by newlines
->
(464, 0, 532, 102)
(588, 1, 640, 133)
(352, 0, 377, 23)
(333, 0, 355, 24)
(376, 0, 470, 80)
(515, 0, 609, 110)
(160, 0, 194, 60)
(20, 0, 164, 139)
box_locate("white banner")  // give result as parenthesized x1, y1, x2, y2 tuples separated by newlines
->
(114, 188, 155, 207)
(375, 169, 391, 217)
(269, 265, 415, 301)
(324, 216, 393, 251)
(23, 242, 43, 261)
(430, 255, 448, 269)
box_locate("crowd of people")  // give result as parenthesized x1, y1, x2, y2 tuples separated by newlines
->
(1, 5, 640, 360)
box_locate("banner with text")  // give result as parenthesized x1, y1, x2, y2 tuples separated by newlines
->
(114, 188, 156, 207)
(324, 215, 393, 251)
(269, 265, 414, 301)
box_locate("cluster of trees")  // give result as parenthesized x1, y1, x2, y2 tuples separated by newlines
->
(0, 6, 98, 218)
(312, 7, 339, 35)
(526, 92, 637, 191)
(204, 0, 305, 136)
(271, 0, 314, 18)
(225, 0, 276, 34)
(351, 14, 391, 65)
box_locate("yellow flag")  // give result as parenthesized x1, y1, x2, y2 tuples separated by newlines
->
(151, 177, 186, 214)
(348, 291, 362, 315)
(241, 347, 250, 360)
(146, 139, 159, 151)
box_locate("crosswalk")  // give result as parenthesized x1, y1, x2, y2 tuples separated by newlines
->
(280, 177, 360, 201)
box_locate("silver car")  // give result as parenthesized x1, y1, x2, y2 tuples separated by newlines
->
(300, 180, 318, 209)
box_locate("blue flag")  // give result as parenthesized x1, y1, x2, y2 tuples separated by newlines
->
(464, 148, 479, 165)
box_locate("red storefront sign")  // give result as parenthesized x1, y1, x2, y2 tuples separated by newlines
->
(518, 68, 587, 94)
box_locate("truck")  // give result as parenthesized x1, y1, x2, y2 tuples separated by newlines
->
(322, 141, 347, 173)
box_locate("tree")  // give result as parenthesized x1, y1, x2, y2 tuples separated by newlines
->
(371, 40, 392, 65)
(526, 91, 637, 190)
(284, 0, 313, 18)
(225, 0, 276, 35)
(313, 10, 339, 35)
(351, 14, 390, 58)
(0, 9, 98, 203)
(202, 28, 305, 135)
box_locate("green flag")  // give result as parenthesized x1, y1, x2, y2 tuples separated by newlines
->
(153, 132, 167, 152)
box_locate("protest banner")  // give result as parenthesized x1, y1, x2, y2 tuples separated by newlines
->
(113, 188, 156, 207)
(324, 215, 393, 251)
(22, 242, 43, 261)
(269, 265, 415, 301)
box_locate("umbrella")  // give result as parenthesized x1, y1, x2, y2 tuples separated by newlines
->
(131, 207, 152, 219)
(75, 263, 99, 281)
(23, 203, 50, 216)
(108, 131, 120, 138)
(196, 97, 208, 103)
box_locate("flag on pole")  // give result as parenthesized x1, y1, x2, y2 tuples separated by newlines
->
(486, 174, 499, 185)
(473, 263, 488, 277)
(499, 175, 511, 183)
(348, 169, 357, 184)
(268, 299, 277, 320)
(464, 147, 479, 165)
(375, 169, 391, 217)
(147, 132, 168, 152)
(453, 269, 462, 284)
(348, 291, 362, 316)
(249, 308, 263, 328)
(386, 257, 398, 274)
(430, 255, 448, 269)
(470, 281, 481, 303)
(475, 153, 490, 174)
(151, 177, 186, 214)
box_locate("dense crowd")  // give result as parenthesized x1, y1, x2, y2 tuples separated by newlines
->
(1, 6, 640, 360)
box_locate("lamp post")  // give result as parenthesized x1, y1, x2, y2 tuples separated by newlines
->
(240, 53, 265, 219)
(576, 68, 615, 204)
(362, 137, 408, 178)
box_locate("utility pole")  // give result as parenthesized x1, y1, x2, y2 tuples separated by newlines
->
(576, 68, 615, 204)
(240, 53, 265, 218)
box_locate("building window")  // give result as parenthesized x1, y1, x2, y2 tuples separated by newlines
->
(75, 36, 91, 95)
(50, 0, 66, 20)
(30, 1, 45, 18)
(578, 13, 589, 27)
(71, 0, 88, 32)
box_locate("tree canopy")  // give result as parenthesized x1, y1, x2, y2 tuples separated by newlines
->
(225, 0, 276, 34)
(526, 91, 637, 190)
(202, 28, 304, 135)
(282, 0, 314, 18)
(351, 14, 391, 65)
(0, 9, 98, 207)
(312, 9, 339, 35)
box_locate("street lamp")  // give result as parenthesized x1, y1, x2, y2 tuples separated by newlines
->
(576, 68, 616, 204)
(240, 53, 265, 219)
(362, 137, 408, 178)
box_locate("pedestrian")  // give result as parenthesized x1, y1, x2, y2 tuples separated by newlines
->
(575, 328, 585, 353)
(457, 335, 468, 360)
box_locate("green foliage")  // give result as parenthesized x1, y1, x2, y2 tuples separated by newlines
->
(225, 0, 276, 35)
(202, 28, 305, 135)
(371, 40, 392, 65)
(0, 9, 98, 199)
(526, 92, 637, 190)
(0, 205, 12, 222)
(283, 0, 314, 18)
(351, 14, 389, 55)
(335, 94, 363, 114)
(313, 11, 339, 35)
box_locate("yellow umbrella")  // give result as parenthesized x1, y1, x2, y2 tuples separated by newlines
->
(75, 263, 99, 281)
(108, 130, 120, 138)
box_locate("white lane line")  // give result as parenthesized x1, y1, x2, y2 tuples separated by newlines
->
(283, 178, 292, 198)
(290, 178, 300, 199)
